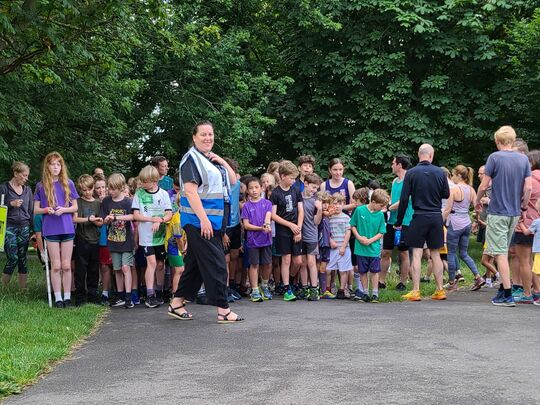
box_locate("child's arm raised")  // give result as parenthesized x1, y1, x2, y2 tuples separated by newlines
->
(314, 200, 323, 226)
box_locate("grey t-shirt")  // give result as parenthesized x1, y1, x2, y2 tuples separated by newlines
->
(485, 150, 531, 217)
(302, 195, 318, 243)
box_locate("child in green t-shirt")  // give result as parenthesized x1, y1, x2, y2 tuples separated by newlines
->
(350, 189, 390, 302)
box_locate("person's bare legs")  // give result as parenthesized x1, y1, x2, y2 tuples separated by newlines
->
(249, 264, 260, 291)
(515, 244, 532, 296)
(2, 273, 11, 285)
(429, 249, 444, 291)
(380, 249, 392, 284)
(410, 248, 423, 291)
(47, 241, 62, 295)
(306, 255, 318, 287)
(60, 240, 73, 300)
(509, 246, 521, 286)
(300, 256, 308, 286)
(398, 250, 410, 284)
(495, 254, 511, 290)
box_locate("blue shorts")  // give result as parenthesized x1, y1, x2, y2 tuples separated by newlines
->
(357, 256, 381, 274)
(44, 233, 75, 243)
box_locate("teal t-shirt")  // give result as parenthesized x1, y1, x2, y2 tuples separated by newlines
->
(388, 177, 414, 226)
(350, 205, 386, 257)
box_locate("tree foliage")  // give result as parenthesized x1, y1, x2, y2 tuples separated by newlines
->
(0, 0, 539, 185)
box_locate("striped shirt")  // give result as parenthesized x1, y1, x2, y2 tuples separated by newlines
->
(329, 212, 350, 244)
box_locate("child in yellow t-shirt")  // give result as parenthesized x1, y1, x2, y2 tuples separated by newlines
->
(166, 209, 185, 294)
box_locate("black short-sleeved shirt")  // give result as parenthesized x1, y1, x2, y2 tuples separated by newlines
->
(180, 156, 203, 185)
(99, 196, 134, 252)
(270, 185, 303, 236)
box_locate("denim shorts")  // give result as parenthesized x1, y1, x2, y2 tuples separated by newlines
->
(44, 233, 75, 243)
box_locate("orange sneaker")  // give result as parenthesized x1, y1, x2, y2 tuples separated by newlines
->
(431, 289, 447, 300)
(402, 290, 422, 301)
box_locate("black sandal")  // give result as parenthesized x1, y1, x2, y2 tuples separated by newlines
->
(217, 311, 244, 324)
(168, 303, 193, 321)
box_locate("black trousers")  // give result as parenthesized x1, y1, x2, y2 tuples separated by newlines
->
(74, 236, 100, 300)
(175, 224, 229, 308)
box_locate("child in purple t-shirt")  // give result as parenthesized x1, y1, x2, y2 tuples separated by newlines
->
(33, 152, 79, 308)
(241, 177, 272, 302)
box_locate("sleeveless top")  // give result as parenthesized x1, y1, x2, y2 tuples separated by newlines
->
(324, 178, 351, 204)
(448, 184, 471, 231)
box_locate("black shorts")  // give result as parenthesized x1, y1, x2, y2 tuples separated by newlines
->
(143, 245, 166, 261)
(476, 226, 486, 244)
(224, 223, 242, 253)
(512, 232, 533, 246)
(382, 224, 409, 251)
(406, 213, 444, 249)
(302, 241, 318, 256)
(274, 234, 303, 256)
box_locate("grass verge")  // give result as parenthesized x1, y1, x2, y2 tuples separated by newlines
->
(0, 254, 107, 398)
(371, 239, 485, 302)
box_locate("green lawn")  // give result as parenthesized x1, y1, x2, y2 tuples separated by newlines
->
(0, 253, 106, 398)
(374, 238, 485, 302)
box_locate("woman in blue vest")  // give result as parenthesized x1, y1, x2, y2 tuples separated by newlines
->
(168, 121, 244, 323)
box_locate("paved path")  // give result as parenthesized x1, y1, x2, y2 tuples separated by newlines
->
(6, 288, 540, 404)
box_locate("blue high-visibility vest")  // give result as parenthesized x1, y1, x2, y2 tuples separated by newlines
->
(179, 147, 230, 231)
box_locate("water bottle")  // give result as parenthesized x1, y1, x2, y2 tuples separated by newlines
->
(394, 228, 401, 246)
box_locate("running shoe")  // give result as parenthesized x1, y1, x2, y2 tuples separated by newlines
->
(395, 282, 406, 291)
(322, 290, 336, 299)
(307, 287, 320, 301)
(371, 294, 379, 303)
(420, 276, 431, 283)
(533, 293, 540, 303)
(63, 299, 72, 308)
(101, 295, 110, 306)
(492, 295, 516, 307)
(446, 281, 458, 292)
(431, 289, 447, 300)
(352, 289, 364, 301)
(515, 294, 533, 304)
(131, 290, 141, 305)
(361, 293, 371, 303)
(455, 273, 465, 283)
(336, 289, 346, 300)
(283, 290, 297, 302)
(378, 282, 386, 289)
(124, 299, 134, 309)
(260, 286, 273, 300)
(402, 290, 421, 301)
(511, 287, 524, 298)
(250, 289, 264, 302)
(145, 295, 160, 308)
(111, 298, 126, 307)
(54, 300, 65, 309)
(471, 276, 487, 291)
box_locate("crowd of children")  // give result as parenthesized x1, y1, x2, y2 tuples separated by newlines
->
(2, 132, 540, 309)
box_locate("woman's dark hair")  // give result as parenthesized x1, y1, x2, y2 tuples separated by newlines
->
(327, 158, 344, 170)
(527, 150, 540, 171)
(192, 120, 214, 136)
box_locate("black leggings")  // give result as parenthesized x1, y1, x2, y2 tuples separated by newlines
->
(175, 224, 229, 308)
